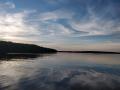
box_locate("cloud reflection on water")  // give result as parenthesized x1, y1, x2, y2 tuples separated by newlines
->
(0, 53, 120, 90)
(16, 68, 120, 90)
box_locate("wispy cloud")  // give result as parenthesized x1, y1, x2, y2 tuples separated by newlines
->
(0, 2, 39, 43)
(69, 8, 120, 37)
(39, 9, 74, 21)
(0, 0, 120, 51)
(0, 2, 15, 9)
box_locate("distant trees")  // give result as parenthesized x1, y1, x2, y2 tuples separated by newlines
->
(0, 41, 57, 54)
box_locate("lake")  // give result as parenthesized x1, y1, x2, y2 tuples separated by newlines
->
(0, 53, 120, 90)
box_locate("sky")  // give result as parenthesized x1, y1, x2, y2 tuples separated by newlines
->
(0, 0, 120, 51)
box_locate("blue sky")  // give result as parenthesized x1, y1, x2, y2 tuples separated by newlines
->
(0, 0, 120, 51)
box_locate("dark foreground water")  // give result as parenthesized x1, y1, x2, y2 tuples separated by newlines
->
(0, 53, 120, 90)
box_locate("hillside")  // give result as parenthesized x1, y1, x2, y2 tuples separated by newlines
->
(0, 41, 57, 54)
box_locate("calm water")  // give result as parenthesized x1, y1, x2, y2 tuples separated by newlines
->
(0, 53, 120, 90)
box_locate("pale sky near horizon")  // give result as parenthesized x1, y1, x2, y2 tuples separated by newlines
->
(0, 0, 120, 51)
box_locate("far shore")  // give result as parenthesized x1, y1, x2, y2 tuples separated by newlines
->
(58, 51, 120, 54)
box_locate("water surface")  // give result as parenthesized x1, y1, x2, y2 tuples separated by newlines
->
(0, 53, 120, 90)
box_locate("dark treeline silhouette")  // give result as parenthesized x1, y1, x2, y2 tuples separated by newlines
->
(59, 51, 120, 54)
(0, 41, 120, 55)
(0, 41, 57, 55)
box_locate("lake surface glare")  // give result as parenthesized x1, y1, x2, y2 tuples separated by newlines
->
(0, 53, 120, 90)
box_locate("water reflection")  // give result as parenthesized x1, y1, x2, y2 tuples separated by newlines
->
(0, 53, 120, 90)
(0, 53, 56, 60)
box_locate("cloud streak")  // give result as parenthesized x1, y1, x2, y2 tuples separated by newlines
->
(0, 0, 120, 51)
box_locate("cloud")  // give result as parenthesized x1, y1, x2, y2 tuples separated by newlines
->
(43, 23, 71, 36)
(37, 6, 120, 44)
(0, 3, 73, 44)
(69, 8, 120, 37)
(0, 6, 40, 43)
(0, 2, 15, 10)
(0, 0, 119, 51)
(39, 9, 74, 21)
